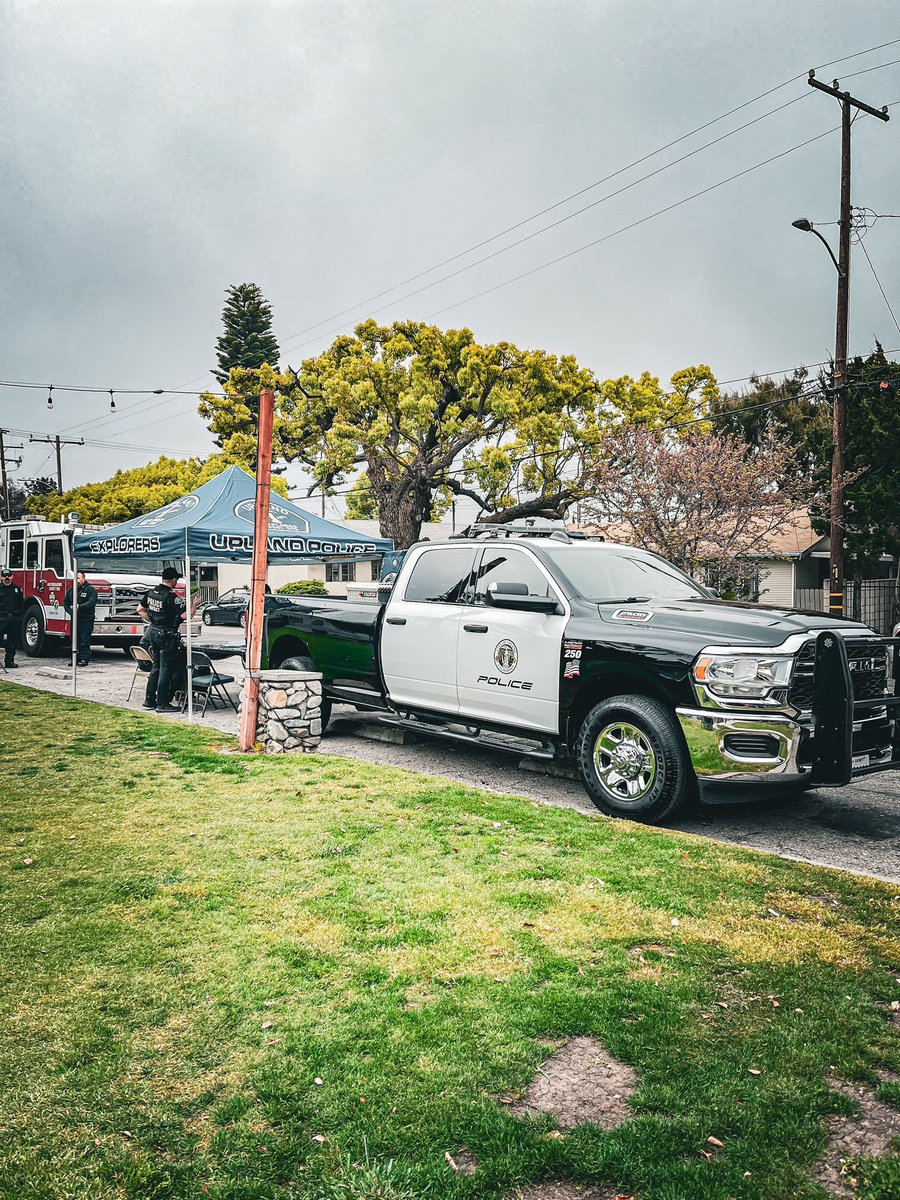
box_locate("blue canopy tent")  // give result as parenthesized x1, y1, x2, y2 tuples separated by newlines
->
(73, 465, 392, 569)
(71, 466, 393, 717)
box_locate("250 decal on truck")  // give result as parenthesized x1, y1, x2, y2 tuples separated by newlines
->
(263, 525, 900, 824)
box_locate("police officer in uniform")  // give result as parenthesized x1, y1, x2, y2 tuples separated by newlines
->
(137, 567, 200, 712)
(0, 568, 25, 668)
(64, 570, 98, 666)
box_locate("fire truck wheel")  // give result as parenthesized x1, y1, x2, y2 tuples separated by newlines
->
(22, 606, 47, 657)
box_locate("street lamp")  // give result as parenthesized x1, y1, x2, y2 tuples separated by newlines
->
(791, 218, 840, 273)
(792, 215, 849, 618)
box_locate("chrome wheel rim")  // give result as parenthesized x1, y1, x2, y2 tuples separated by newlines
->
(593, 721, 657, 802)
(24, 615, 40, 649)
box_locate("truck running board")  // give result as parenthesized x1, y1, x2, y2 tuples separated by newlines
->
(328, 683, 389, 711)
(379, 715, 556, 760)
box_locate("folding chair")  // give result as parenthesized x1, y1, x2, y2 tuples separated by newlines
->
(184, 650, 238, 717)
(127, 644, 154, 701)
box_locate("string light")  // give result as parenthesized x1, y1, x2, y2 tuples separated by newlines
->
(109, 389, 116, 412)
(47, 385, 53, 410)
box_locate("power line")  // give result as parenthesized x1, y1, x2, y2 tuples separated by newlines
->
(0, 421, 191, 456)
(4, 344, 898, 456)
(9, 43, 898, 451)
(276, 87, 811, 352)
(0, 380, 226, 396)
(837, 54, 900, 83)
(285, 94, 820, 357)
(273, 35, 900, 356)
(19, 80, 820, 450)
(858, 238, 900, 337)
(428, 125, 840, 321)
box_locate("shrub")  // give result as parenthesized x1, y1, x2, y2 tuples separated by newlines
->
(276, 579, 328, 596)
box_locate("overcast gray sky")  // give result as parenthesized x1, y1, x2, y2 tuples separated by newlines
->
(2, 0, 899, 515)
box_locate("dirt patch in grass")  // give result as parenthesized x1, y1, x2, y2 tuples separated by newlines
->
(506, 1185, 629, 1200)
(509, 1037, 637, 1130)
(444, 1147, 479, 1175)
(811, 1075, 900, 1194)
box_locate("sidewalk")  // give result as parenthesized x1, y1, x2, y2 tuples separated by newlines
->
(0, 638, 242, 736)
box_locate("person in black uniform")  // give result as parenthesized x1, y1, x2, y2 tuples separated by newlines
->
(0, 568, 24, 669)
(137, 567, 200, 713)
(64, 571, 98, 666)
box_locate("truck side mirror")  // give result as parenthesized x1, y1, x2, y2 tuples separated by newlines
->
(377, 584, 394, 606)
(485, 584, 561, 614)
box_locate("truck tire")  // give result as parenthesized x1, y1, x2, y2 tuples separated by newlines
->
(21, 606, 47, 657)
(279, 655, 331, 732)
(575, 695, 694, 824)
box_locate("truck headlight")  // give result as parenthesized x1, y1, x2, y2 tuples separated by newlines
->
(693, 653, 794, 699)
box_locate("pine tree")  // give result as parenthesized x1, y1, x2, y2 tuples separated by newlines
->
(212, 283, 280, 385)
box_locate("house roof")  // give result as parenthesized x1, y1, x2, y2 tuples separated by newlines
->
(575, 509, 826, 561)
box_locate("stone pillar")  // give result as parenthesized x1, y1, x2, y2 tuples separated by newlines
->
(250, 670, 323, 754)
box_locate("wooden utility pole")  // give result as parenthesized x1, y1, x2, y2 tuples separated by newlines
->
(238, 388, 275, 752)
(0, 430, 24, 520)
(807, 70, 889, 616)
(28, 433, 85, 494)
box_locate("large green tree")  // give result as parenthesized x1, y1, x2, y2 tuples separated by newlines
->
(710, 368, 830, 479)
(198, 323, 723, 546)
(212, 283, 280, 387)
(827, 344, 900, 564)
(709, 347, 900, 565)
(293, 321, 603, 546)
(600, 364, 718, 430)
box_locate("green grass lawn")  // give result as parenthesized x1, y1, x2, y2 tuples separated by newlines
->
(1, 682, 898, 1200)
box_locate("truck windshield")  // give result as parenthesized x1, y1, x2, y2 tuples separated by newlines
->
(539, 545, 706, 602)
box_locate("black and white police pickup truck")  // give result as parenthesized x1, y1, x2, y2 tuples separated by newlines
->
(263, 524, 900, 823)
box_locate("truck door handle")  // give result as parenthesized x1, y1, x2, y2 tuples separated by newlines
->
(386, 616, 406, 625)
(464, 624, 489, 633)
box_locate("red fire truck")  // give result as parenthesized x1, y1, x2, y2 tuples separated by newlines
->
(0, 518, 163, 656)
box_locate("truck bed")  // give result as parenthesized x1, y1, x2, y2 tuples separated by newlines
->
(265, 595, 383, 691)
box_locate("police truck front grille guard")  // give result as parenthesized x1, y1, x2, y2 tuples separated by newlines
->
(809, 631, 900, 786)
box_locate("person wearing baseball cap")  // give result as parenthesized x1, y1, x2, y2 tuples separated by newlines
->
(0, 569, 25, 669)
(136, 566, 200, 712)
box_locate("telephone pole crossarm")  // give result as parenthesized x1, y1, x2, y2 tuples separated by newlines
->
(808, 71, 890, 122)
(28, 434, 85, 495)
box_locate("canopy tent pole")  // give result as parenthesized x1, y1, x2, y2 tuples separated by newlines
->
(185, 535, 194, 722)
(71, 555, 78, 698)
(239, 389, 275, 752)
